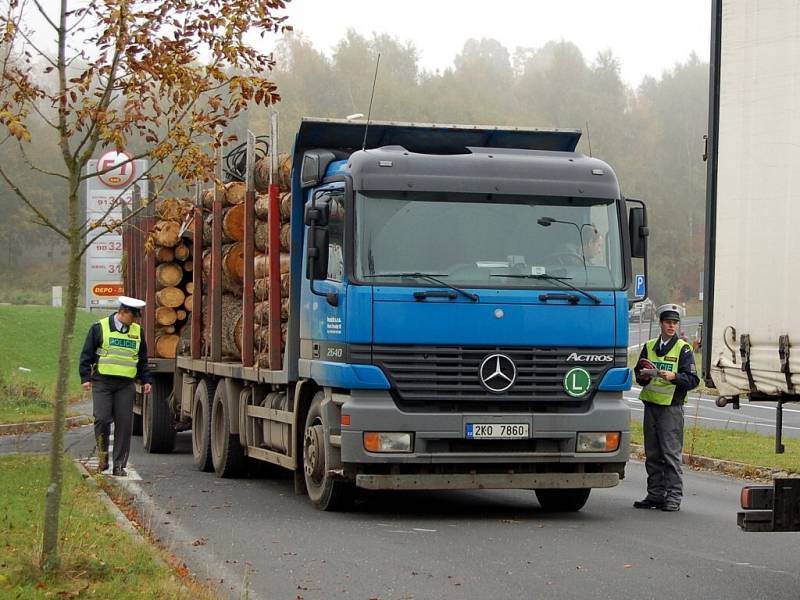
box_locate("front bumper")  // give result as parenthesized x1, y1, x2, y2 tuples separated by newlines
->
(337, 389, 630, 467)
(356, 472, 619, 491)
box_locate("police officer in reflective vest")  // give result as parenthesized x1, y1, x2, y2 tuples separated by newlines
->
(79, 296, 151, 476)
(633, 303, 699, 512)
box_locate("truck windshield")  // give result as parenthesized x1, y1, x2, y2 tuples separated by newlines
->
(354, 191, 624, 290)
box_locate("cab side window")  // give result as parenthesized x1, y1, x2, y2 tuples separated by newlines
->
(326, 192, 345, 281)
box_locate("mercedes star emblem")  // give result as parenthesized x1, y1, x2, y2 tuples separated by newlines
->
(479, 353, 517, 393)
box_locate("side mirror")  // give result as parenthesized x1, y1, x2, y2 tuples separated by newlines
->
(306, 227, 329, 280)
(628, 206, 649, 259)
(300, 150, 338, 189)
(304, 196, 330, 227)
(300, 154, 320, 188)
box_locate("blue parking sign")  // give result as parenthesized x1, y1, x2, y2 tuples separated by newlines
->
(635, 274, 646, 298)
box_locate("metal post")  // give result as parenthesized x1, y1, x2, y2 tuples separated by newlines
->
(268, 112, 282, 370)
(210, 147, 224, 362)
(776, 399, 786, 454)
(191, 179, 203, 359)
(242, 131, 256, 367)
(144, 191, 156, 359)
(131, 185, 142, 300)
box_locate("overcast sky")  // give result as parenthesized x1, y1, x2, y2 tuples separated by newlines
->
(283, 0, 711, 87)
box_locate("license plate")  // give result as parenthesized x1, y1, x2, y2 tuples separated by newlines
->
(465, 423, 529, 439)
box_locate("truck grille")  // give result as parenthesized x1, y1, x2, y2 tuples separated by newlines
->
(349, 345, 625, 412)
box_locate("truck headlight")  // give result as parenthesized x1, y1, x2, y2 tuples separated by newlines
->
(576, 432, 620, 453)
(363, 432, 413, 453)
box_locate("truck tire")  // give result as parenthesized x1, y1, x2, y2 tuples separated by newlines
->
(132, 411, 143, 436)
(192, 378, 216, 472)
(211, 381, 246, 478)
(302, 392, 355, 511)
(143, 376, 176, 453)
(535, 488, 591, 512)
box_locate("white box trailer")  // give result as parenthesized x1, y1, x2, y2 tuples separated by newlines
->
(704, 0, 800, 531)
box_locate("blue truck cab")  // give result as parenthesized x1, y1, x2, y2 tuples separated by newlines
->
(287, 118, 646, 511)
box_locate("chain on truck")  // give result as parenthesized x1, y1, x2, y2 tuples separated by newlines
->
(123, 115, 649, 511)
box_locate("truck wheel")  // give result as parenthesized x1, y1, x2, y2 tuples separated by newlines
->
(143, 376, 176, 453)
(192, 379, 216, 472)
(535, 488, 591, 512)
(211, 381, 246, 478)
(303, 392, 355, 511)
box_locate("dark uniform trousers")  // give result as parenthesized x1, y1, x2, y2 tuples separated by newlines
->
(93, 376, 135, 469)
(643, 402, 684, 504)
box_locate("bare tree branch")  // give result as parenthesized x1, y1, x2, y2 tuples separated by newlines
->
(15, 26, 58, 69)
(16, 140, 69, 179)
(0, 162, 67, 239)
(29, 0, 58, 32)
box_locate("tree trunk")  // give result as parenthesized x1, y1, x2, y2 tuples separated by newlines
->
(224, 181, 246, 205)
(155, 333, 180, 358)
(222, 203, 246, 242)
(277, 153, 292, 189)
(156, 286, 185, 308)
(153, 220, 181, 247)
(155, 305, 177, 326)
(155, 246, 175, 263)
(222, 242, 245, 282)
(280, 223, 291, 251)
(175, 309, 187, 321)
(254, 157, 270, 193)
(185, 280, 194, 295)
(254, 194, 270, 219)
(201, 188, 216, 209)
(254, 273, 290, 300)
(202, 249, 242, 295)
(254, 252, 290, 279)
(254, 223, 290, 253)
(155, 262, 183, 289)
(174, 242, 190, 261)
(41, 207, 82, 570)
(279, 191, 291, 221)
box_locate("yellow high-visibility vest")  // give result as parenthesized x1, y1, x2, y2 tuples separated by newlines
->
(96, 318, 140, 379)
(639, 338, 691, 406)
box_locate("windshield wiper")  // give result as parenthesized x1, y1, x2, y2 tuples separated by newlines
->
(363, 272, 479, 302)
(490, 273, 601, 304)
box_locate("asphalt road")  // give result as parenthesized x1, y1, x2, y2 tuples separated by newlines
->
(118, 433, 800, 599)
(3, 416, 799, 599)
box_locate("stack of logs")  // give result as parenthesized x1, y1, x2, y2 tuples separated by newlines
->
(200, 154, 292, 365)
(150, 197, 196, 358)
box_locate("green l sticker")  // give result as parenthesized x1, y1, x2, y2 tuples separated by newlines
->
(564, 367, 591, 397)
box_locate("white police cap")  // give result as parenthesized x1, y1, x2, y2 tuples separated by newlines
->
(118, 296, 146, 311)
(656, 303, 682, 321)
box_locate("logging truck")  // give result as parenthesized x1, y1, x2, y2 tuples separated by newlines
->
(124, 118, 649, 511)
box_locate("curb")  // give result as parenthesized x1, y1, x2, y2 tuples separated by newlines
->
(78, 461, 264, 600)
(630, 444, 784, 481)
(73, 459, 149, 542)
(0, 415, 92, 436)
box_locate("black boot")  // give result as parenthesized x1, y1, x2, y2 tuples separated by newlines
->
(633, 497, 665, 509)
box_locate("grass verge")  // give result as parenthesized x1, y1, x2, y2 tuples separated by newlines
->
(0, 454, 219, 599)
(629, 421, 800, 473)
(0, 305, 98, 423)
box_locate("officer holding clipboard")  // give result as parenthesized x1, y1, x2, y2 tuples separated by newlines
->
(632, 303, 699, 512)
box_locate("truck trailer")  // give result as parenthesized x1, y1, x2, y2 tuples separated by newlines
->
(125, 117, 648, 511)
(704, 0, 800, 531)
